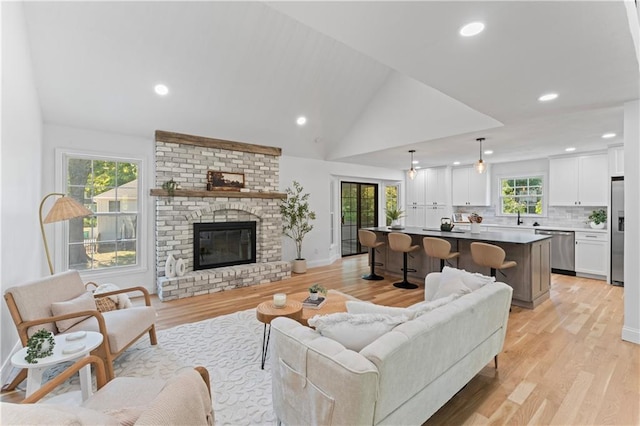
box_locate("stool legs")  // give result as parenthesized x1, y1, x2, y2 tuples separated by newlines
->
(362, 247, 384, 281)
(393, 252, 418, 289)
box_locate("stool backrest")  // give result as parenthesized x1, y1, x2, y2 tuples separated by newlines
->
(388, 232, 412, 252)
(358, 229, 378, 248)
(423, 237, 452, 259)
(470, 242, 506, 269)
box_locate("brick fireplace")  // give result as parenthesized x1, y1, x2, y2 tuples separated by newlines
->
(153, 131, 290, 301)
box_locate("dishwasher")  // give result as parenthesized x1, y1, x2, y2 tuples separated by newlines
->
(535, 229, 575, 275)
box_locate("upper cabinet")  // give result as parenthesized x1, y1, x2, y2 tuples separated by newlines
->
(424, 167, 448, 205)
(608, 146, 624, 176)
(549, 154, 607, 206)
(406, 170, 426, 205)
(451, 166, 490, 206)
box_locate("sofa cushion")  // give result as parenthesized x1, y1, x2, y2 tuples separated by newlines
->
(408, 293, 461, 315)
(308, 313, 408, 352)
(346, 301, 417, 320)
(51, 291, 96, 332)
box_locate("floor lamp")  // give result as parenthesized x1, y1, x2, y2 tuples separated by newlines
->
(40, 193, 93, 275)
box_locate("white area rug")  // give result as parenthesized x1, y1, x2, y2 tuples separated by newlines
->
(49, 309, 276, 425)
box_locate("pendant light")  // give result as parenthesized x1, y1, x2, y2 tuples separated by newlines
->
(407, 150, 417, 180)
(474, 138, 486, 174)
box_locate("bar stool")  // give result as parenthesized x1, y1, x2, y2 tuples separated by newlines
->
(470, 242, 517, 277)
(423, 237, 460, 271)
(358, 229, 385, 281)
(387, 232, 420, 289)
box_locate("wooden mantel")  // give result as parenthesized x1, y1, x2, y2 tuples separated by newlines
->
(150, 188, 287, 199)
(155, 130, 282, 157)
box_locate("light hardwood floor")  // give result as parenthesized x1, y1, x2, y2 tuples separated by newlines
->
(3, 255, 639, 425)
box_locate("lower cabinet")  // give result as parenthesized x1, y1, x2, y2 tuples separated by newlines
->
(575, 231, 608, 276)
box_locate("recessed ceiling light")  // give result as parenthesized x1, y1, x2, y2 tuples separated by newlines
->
(415, 166, 422, 170)
(412, 160, 419, 164)
(565, 147, 576, 152)
(484, 150, 493, 155)
(154, 84, 169, 96)
(460, 22, 485, 37)
(538, 93, 558, 102)
(296, 116, 307, 126)
(602, 132, 616, 139)
(453, 161, 461, 165)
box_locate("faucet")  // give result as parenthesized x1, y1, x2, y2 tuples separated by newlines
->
(517, 211, 524, 226)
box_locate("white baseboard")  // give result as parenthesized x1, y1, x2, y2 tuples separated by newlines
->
(622, 326, 640, 344)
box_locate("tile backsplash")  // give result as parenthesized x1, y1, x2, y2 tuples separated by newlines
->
(455, 205, 607, 229)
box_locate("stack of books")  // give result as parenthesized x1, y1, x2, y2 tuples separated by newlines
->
(302, 296, 326, 309)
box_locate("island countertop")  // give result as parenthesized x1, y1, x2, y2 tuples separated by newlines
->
(365, 226, 552, 245)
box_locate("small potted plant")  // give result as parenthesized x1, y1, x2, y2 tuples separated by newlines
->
(308, 283, 327, 301)
(468, 212, 483, 233)
(386, 207, 405, 229)
(588, 209, 607, 229)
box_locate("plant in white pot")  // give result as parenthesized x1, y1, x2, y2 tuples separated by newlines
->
(281, 181, 316, 273)
(588, 209, 607, 229)
(386, 207, 405, 229)
(308, 283, 327, 301)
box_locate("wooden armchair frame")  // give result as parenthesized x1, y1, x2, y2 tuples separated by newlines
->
(4, 285, 157, 391)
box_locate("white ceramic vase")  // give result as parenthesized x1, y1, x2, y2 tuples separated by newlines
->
(175, 258, 186, 277)
(165, 254, 176, 278)
(590, 221, 605, 229)
(292, 259, 307, 274)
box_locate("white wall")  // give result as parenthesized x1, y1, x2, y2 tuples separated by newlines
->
(1, 2, 44, 381)
(279, 155, 404, 265)
(623, 100, 639, 344)
(41, 124, 156, 290)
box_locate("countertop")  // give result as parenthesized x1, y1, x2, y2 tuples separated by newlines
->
(367, 226, 552, 244)
(454, 223, 608, 234)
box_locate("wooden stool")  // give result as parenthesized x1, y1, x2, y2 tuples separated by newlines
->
(388, 232, 420, 289)
(470, 242, 517, 277)
(423, 237, 460, 271)
(358, 229, 385, 280)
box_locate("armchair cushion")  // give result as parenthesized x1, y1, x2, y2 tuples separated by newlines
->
(50, 291, 96, 332)
(2, 402, 119, 425)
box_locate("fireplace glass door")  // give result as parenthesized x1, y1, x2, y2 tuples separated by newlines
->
(194, 221, 256, 270)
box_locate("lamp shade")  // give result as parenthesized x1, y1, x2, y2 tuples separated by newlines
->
(43, 196, 92, 224)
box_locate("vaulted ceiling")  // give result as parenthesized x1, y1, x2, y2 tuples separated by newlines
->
(22, 1, 639, 170)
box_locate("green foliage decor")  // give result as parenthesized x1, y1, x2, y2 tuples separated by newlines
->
(25, 329, 55, 364)
(588, 209, 607, 225)
(309, 283, 327, 295)
(281, 181, 316, 260)
(386, 207, 404, 222)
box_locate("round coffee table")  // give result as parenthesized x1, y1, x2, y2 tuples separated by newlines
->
(11, 331, 103, 401)
(256, 300, 302, 369)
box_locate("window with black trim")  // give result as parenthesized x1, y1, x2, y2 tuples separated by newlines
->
(500, 176, 543, 215)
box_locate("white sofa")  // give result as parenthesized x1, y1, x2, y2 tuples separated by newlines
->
(270, 271, 513, 425)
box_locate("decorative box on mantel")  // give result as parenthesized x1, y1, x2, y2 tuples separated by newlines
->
(153, 130, 290, 301)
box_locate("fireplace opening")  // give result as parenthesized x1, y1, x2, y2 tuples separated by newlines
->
(194, 221, 256, 270)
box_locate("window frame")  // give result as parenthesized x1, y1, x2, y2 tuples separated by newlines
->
(496, 172, 547, 217)
(56, 149, 146, 277)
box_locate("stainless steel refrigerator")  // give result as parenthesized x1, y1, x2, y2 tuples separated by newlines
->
(611, 177, 624, 286)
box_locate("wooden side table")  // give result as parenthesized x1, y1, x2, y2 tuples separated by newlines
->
(256, 300, 302, 369)
(289, 291, 351, 326)
(11, 331, 103, 401)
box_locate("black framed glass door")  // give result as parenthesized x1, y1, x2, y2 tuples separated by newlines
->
(341, 182, 378, 256)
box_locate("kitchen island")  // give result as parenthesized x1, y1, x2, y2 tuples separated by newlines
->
(365, 226, 552, 309)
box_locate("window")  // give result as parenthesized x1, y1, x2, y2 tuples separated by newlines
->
(500, 176, 543, 215)
(385, 184, 399, 226)
(65, 156, 140, 271)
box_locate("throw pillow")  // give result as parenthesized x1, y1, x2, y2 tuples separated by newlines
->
(51, 291, 96, 333)
(408, 293, 461, 315)
(346, 301, 417, 320)
(432, 275, 471, 300)
(308, 312, 408, 352)
(441, 266, 495, 291)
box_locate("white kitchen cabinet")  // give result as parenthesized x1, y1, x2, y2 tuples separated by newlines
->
(405, 205, 426, 227)
(425, 205, 448, 229)
(549, 154, 607, 206)
(406, 170, 426, 206)
(451, 166, 490, 206)
(608, 145, 624, 176)
(424, 167, 448, 205)
(575, 231, 607, 276)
